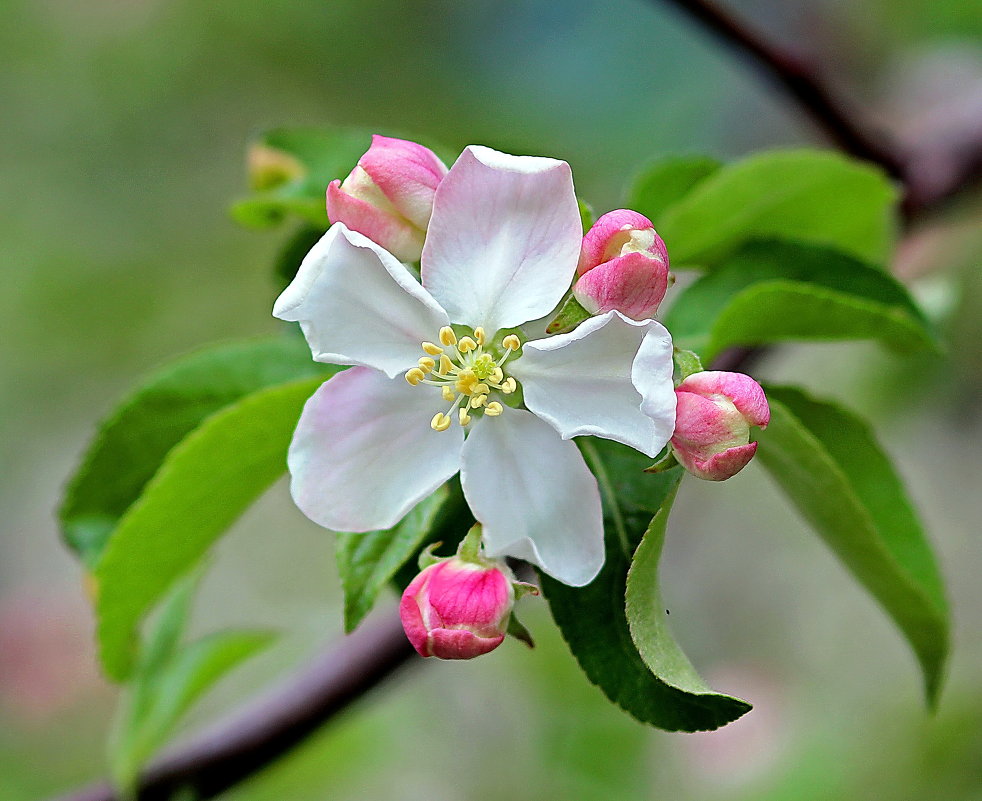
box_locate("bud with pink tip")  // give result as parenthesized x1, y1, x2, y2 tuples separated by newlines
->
(572, 210, 671, 320)
(326, 135, 448, 262)
(671, 371, 770, 481)
(400, 556, 514, 660)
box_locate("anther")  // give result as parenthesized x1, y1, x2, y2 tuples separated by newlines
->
(474, 383, 490, 395)
(405, 368, 426, 386)
(501, 377, 517, 394)
(458, 336, 477, 353)
(418, 357, 436, 372)
(490, 367, 504, 383)
(438, 354, 454, 375)
(442, 386, 455, 402)
(421, 342, 443, 356)
(473, 327, 486, 345)
(484, 402, 504, 417)
(430, 412, 452, 432)
(439, 326, 457, 346)
(471, 394, 488, 408)
(459, 408, 471, 426)
(502, 334, 521, 351)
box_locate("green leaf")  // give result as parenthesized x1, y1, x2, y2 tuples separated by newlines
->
(337, 488, 450, 633)
(625, 485, 742, 701)
(111, 629, 274, 792)
(60, 336, 334, 568)
(663, 240, 938, 361)
(627, 155, 722, 224)
(756, 386, 949, 703)
(95, 376, 327, 681)
(657, 149, 900, 266)
(540, 440, 751, 731)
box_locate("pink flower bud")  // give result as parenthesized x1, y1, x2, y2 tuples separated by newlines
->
(399, 557, 514, 660)
(671, 371, 770, 481)
(326, 135, 448, 262)
(572, 210, 670, 320)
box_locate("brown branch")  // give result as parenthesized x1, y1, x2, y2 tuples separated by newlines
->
(53, 614, 416, 801)
(52, 3, 982, 801)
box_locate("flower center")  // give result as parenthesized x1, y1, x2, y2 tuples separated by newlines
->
(404, 326, 521, 431)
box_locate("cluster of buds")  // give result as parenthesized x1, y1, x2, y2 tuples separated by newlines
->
(400, 527, 533, 660)
(670, 370, 770, 481)
(326, 135, 448, 263)
(574, 210, 671, 321)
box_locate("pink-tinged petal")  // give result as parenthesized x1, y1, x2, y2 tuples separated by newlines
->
(673, 390, 748, 451)
(425, 561, 512, 631)
(426, 629, 505, 660)
(678, 442, 758, 482)
(511, 312, 670, 458)
(421, 146, 581, 333)
(358, 135, 448, 229)
(578, 209, 657, 275)
(676, 371, 770, 428)
(326, 179, 425, 263)
(273, 224, 449, 378)
(288, 367, 462, 532)
(460, 410, 604, 586)
(399, 570, 431, 656)
(572, 251, 670, 320)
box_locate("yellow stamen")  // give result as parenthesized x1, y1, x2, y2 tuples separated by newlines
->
(471, 394, 488, 408)
(439, 326, 457, 346)
(418, 357, 436, 372)
(500, 377, 517, 394)
(442, 386, 455, 402)
(421, 342, 443, 356)
(473, 327, 486, 345)
(502, 334, 521, 351)
(458, 336, 477, 353)
(474, 383, 490, 395)
(431, 412, 452, 432)
(484, 402, 504, 417)
(438, 354, 454, 375)
(490, 367, 504, 383)
(459, 408, 471, 426)
(405, 368, 426, 386)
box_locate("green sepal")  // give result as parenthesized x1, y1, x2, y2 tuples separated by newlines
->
(672, 347, 704, 382)
(507, 613, 535, 649)
(546, 295, 592, 335)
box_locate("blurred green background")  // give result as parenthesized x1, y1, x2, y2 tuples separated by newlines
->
(2, 0, 981, 798)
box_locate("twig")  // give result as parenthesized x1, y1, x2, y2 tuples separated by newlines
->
(52, 2, 982, 800)
(53, 614, 415, 801)
(657, 0, 982, 217)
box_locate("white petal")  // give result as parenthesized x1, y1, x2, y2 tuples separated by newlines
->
(420, 145, 581, 334)
(460, 409, 604, 586)
(511, 311, 673, 458)
(288, 367, 462, 532)
(633, 318, 678, 447)
(273, 224, 449, 378)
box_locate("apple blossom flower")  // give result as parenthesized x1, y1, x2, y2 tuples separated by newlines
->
(573, 210, 670, 320)
(400, 556, 514, 659)
(326, 135, 448, 262)
(274, 144, 677, 586)
(671, 371, 770, 481)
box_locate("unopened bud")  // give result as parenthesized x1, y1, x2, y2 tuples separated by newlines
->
(572, 210, 670, 320)
(671, 371, 770, 481)
(326, 135, 448, 262)
(399, 557, 514, 660)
